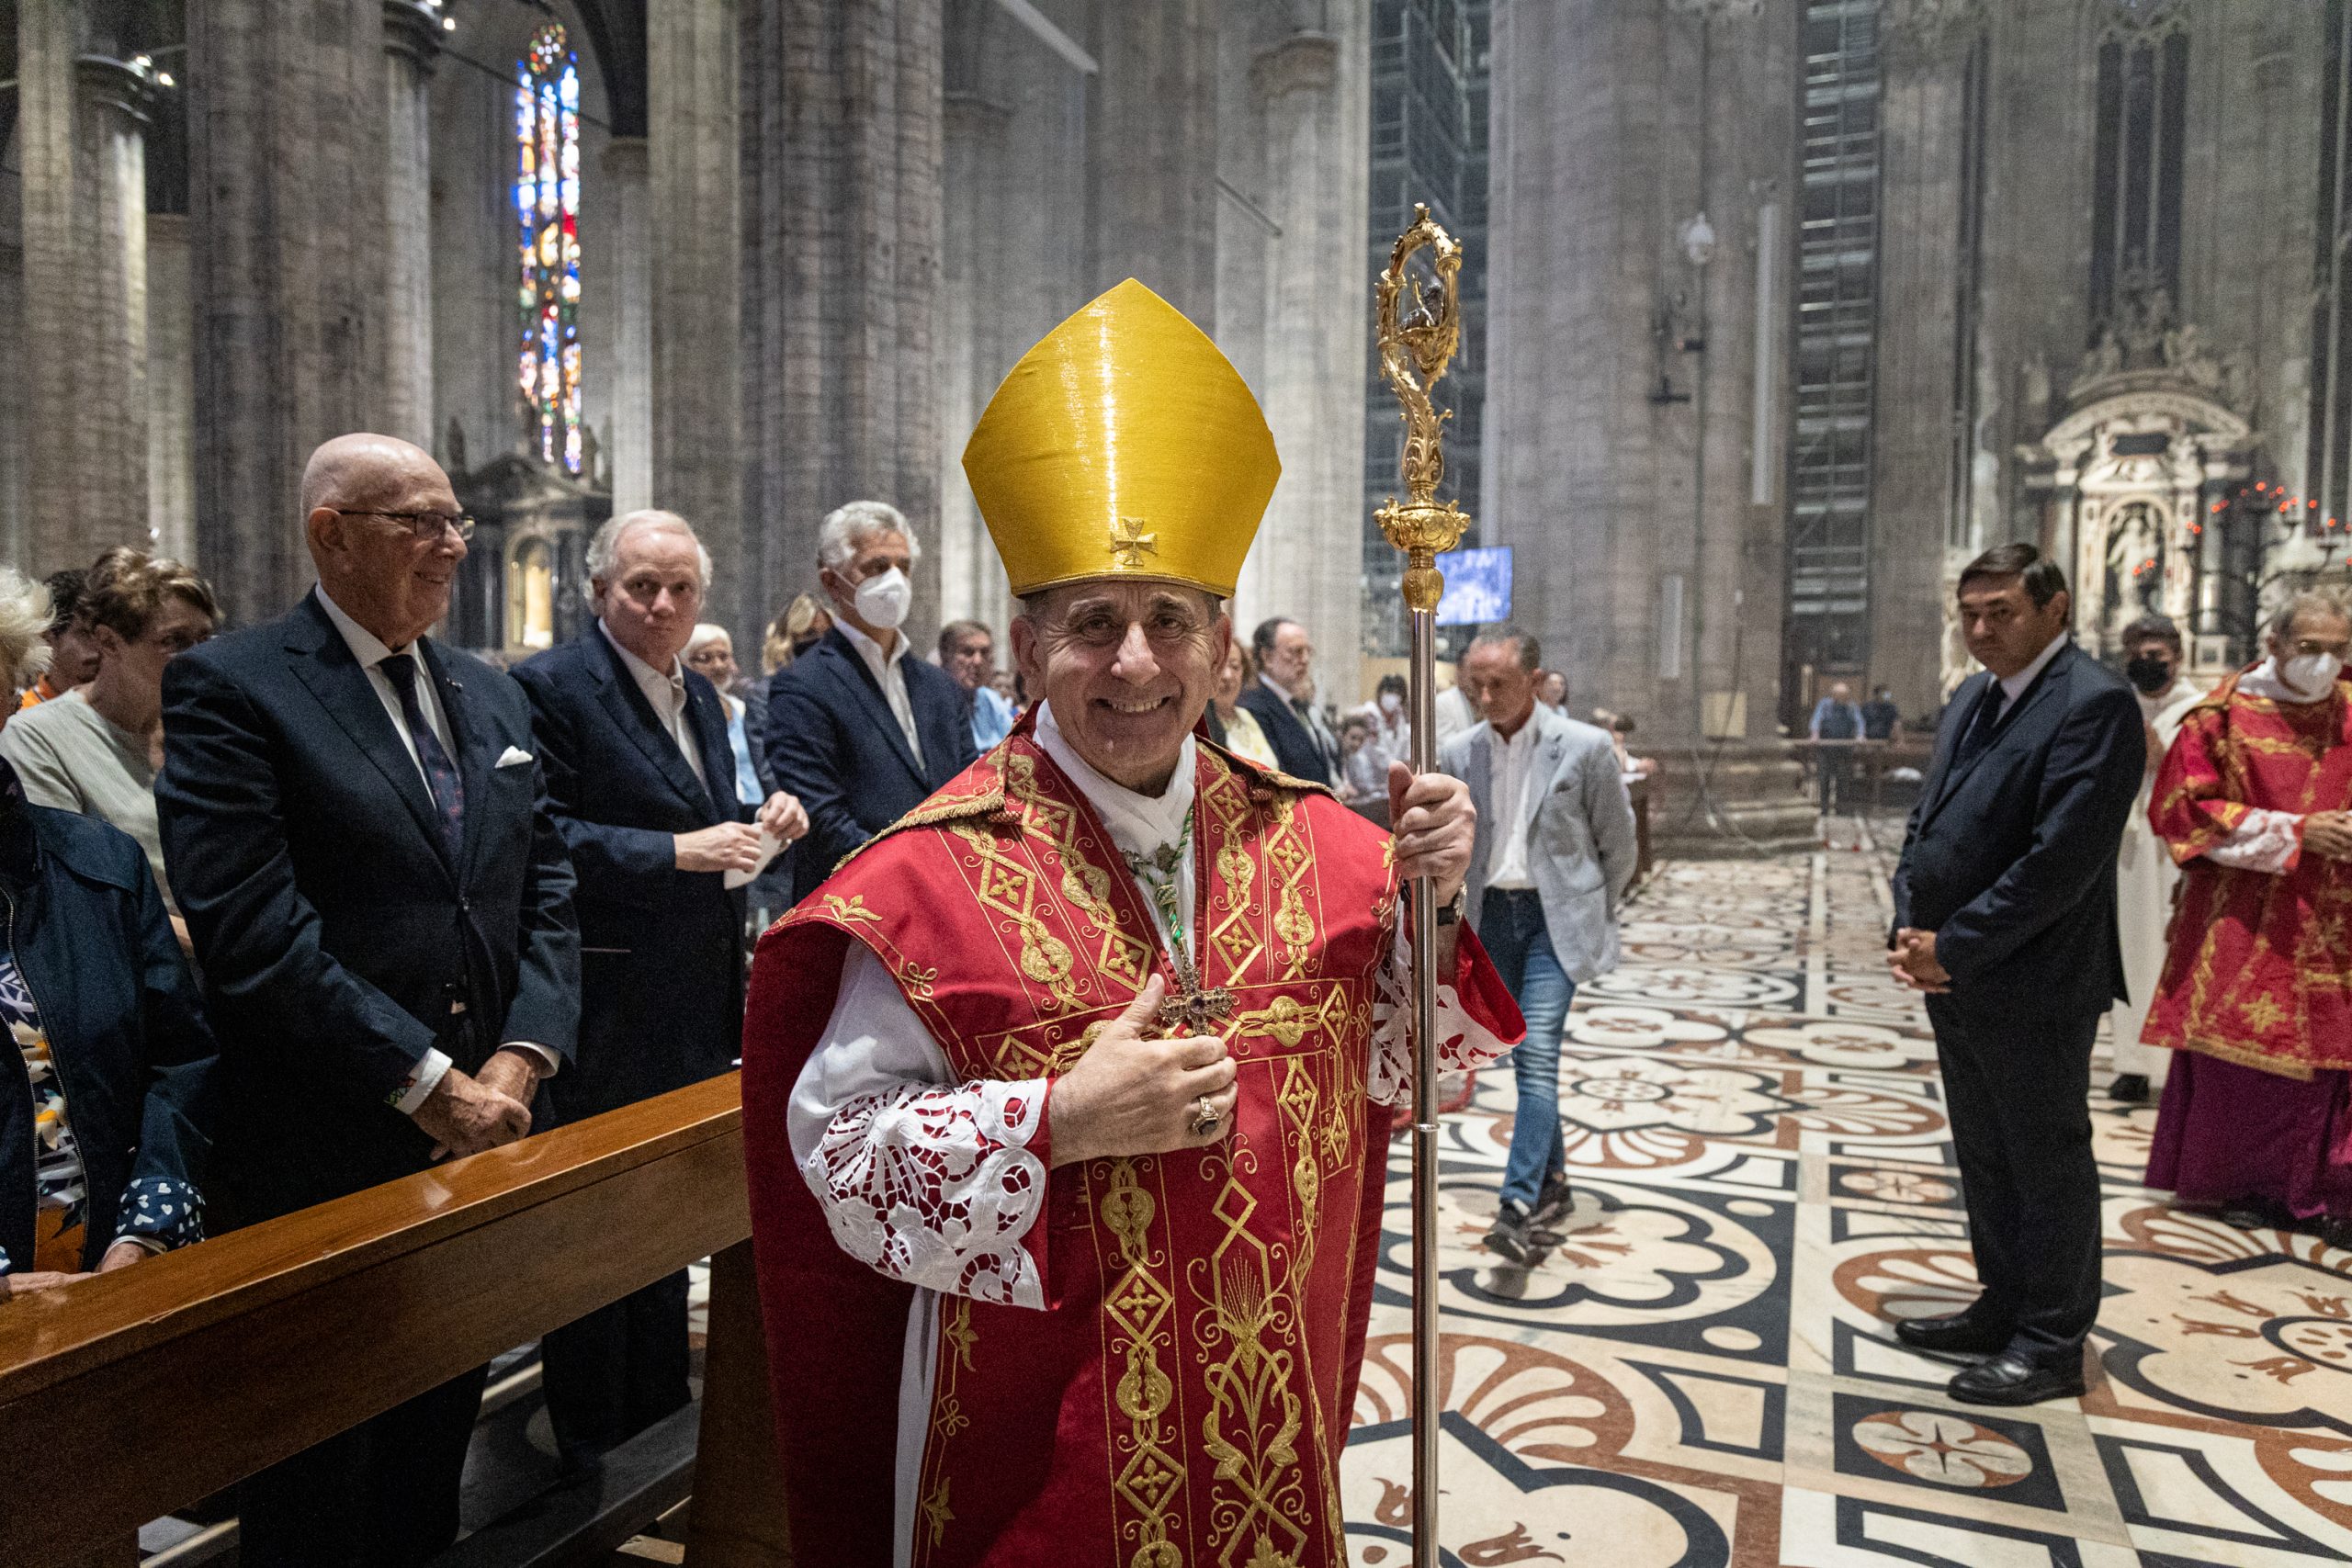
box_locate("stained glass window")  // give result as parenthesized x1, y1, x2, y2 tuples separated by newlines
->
(515, 24, 582, 473)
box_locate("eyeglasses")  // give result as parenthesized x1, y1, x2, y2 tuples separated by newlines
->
(337, 509, 476, 542)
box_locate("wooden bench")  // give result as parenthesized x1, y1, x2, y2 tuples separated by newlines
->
(0, 1074, 788, 1568)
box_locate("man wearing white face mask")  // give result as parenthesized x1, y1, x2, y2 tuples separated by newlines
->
(764, 501, 978, 905)
(2143, 592, 2352, 1248)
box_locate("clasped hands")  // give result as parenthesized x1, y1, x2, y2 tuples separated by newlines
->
(0, 1237, 156, 1303)
(414, 1045, 543, 1160)
(675, 791, 812, 874)
(1886, 927, 1952, 994)
(2302, 810, 2352, 862)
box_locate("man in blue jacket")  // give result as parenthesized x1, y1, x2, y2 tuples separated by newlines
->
(763, 501, 975, 902)
(158, 434, 582, 1566)
(514, 509, 806, 1466)
(1886, 544, 2143, 1407)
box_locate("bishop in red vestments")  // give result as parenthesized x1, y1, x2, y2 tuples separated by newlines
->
(738, 281, 1522, 1567)
(2143, 593, 2352, 1240)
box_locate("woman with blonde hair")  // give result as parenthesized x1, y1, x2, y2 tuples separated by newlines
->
(1209, 640, 1277, 768)
(761, 592, 834, 677)
(0, 570, 54, 715)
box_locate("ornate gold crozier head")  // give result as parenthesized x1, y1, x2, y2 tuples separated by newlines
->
(1376, 204, 1474, 614)
(961, 278, 1280, 601)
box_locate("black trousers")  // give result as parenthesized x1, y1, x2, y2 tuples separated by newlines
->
(538, 1268, 693, 1468)
(1925, 994, 2104, 1359)
(238, 1362, 490, 1567)
(1817, 748, 1852, 813)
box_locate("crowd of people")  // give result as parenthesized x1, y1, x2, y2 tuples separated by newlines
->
(6, 423, 2346, 1554)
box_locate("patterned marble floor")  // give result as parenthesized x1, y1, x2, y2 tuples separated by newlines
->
(1343, 824, 2352, 1568)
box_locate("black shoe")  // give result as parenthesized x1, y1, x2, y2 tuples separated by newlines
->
(1485, 1201, 1537, 1266)
(1948, 1349, 2086, 1406)
(1530, 1175, 1575, 1235)
(1894, 1309, 2012, 1357)
(2109, 1073, 2149, 1104)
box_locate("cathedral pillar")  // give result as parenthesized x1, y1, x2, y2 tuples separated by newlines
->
(380, 2, 439, 450)
(147, 212, 195, 561)
(19, 0, 153, 570)
(189, 0, 390, 622)
(602, 137, 654, 515)
(938, 82, 1015, 636)
(741, 0, 943, 645)
(1869, 1, 1984, 716)
(1238, 23, 1368, 697)
(1085, 0, 1218, 326)
(650, 0, 743, 624)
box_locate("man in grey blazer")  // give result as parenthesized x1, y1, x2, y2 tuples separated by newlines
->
(1442, 626, 1639, 1262)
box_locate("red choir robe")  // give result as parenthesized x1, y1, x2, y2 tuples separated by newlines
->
(740, 716, 1521, 1567)
(2142, 668, 2352, 1220)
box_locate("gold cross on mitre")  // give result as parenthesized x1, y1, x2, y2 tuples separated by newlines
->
(1108, 516, 1159, 569)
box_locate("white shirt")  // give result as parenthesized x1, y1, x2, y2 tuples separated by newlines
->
(1484, 714, 1542, 890)
(1996, 631, 2069, 719)
(837, 617, 923, 764)
(600, 620, 706, 786)
(312, 587, 560, 1107)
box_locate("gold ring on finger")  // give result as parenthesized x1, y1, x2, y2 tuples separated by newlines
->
(1190, 1094, 1221, 1137)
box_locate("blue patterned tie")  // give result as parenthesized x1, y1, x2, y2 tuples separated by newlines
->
(381, 652, 467, 864)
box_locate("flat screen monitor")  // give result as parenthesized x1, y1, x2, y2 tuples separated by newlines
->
(1433, 545, 1512, 627)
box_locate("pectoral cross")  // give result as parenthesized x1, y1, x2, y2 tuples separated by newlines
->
(1158, 976, 1236, 1033)
(1121, 811, 1233, 1035)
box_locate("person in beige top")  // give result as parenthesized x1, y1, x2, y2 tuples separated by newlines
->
(0, 548, 217, 924)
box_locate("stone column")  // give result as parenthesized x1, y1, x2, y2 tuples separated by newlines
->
(651, 0, 743, 625)
(1869, 2, 1983, 716)
(19, 0, 153, 570)
(147, 213, 195, 560)
(189, 0, 390, 622)
(380, 1, 439, 450)
(602, 137, 654, 514)
(741, 0, 944, 646)
(1086, 0, 1218, 326)
(1238, 22, 1369, 699)
(938, 85, 1015, 636)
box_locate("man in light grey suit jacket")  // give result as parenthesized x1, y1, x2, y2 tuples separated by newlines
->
(1442, 626, 1639, 1263)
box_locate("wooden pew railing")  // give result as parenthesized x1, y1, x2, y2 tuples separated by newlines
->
(0, 1073, 787, 1568)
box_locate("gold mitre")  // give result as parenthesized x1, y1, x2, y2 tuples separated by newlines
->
(961, 279, 1279, 599)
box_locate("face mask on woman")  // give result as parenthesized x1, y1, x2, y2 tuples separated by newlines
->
(2123, 654, 2174, 695)
(1379, 691, 1402, 716)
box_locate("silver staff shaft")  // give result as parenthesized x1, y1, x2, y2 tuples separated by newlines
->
(1408, 604, 1442, 1568)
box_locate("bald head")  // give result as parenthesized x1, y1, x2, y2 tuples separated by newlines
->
(302, 433, 466, 649)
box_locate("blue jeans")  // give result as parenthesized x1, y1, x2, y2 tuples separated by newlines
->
(1479, 889, 1577, 1211)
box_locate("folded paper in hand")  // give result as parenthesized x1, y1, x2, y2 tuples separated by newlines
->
(724, 829, 786, 889)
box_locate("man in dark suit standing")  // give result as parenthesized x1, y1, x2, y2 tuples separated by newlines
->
(513, 509, 807, 1466)
(158, 434, 581, 1565)
(764, 501, 975, 903)
(1887, 543, 2143, 1406)
(1237, 615, 1340, 784)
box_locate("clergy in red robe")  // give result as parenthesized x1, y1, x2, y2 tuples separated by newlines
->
(2143, 592, 2352, 1241)
(738, 280, 1522, 1568)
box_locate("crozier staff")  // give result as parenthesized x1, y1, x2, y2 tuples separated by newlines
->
(739, 280, 1523, 1567)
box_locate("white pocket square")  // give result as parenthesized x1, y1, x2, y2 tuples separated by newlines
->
(494, 745, 535, 768)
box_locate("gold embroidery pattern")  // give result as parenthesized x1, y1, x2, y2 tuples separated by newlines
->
(1101, 1158, 1190, 1568)
(952, 821, 1082, 1012)
(819, 892, 883, 926)
(1261, 798, 1317, 977)
(1203, 771, 1268, 980)
(1007, 750, 1158, 992)
(1192, 1153, 1310, 1568)
(920, 1476, 955, 1551)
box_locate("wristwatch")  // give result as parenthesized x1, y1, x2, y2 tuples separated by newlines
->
(1432, 886, 1465, 927)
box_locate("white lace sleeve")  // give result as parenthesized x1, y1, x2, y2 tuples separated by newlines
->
(787, 944, 1051, 1309)
(2204, 807, 2302, 874)
(1367, 913, 1516, 1107)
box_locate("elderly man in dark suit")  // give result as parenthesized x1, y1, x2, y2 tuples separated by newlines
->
(764, 501, 975, 903)
(1237, 615, 1340, 784)
(513, 508, 807, 1466)
(1887, 543, 2143, 1406)
(157, 434, 581, 1566)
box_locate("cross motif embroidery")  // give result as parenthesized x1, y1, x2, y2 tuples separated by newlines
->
(1109, 517, 1159, 569)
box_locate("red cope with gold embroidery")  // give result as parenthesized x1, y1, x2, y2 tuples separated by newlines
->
(2143, 672, 2352, 1078)
(740, 723, 1520, 1568)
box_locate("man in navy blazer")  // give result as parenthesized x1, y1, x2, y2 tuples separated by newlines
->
(1886, 544, 2143, 1407)
(1236, 615, 1340, 784)
(157, 434, 581, 1566)
(513, 509, 807, 1467)
(764, 501, 976, 902)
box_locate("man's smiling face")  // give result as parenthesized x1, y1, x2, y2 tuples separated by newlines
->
(1012, 580, 1230, 794)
